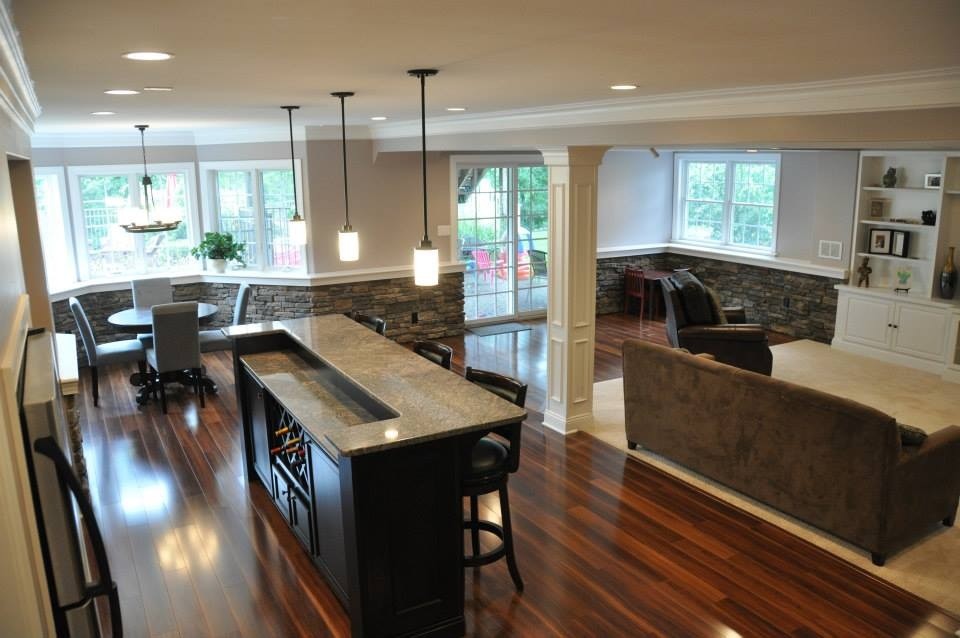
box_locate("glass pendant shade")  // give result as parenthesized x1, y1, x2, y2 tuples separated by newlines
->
(414, 242, 439, 286)
(288, 213, 307, 246)
(339, 226, 359, 262)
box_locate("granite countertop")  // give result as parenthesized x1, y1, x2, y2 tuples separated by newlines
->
(226, 315, 527, 457)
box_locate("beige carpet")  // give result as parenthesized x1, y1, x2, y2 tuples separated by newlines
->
(586, 339, 960, 615)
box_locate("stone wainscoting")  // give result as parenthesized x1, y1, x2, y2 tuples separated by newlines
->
(53, 272, 465, 367)
(596, 253, 840, 344)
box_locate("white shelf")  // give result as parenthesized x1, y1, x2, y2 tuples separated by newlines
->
(859, 220, 935, 231)
(861, 186, 940, 193)
(855, 252, 925, 263)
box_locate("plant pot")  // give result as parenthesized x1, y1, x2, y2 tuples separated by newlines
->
(209, 258, 227, 274)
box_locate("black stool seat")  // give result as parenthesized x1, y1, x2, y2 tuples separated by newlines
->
(469, 437, 508, 477)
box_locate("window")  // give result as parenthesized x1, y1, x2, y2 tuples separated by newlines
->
(674, 153, 780, 253)
(66, 163, 199, 280)
(32, 168, 76, 290)
(202, 160, 305, 271)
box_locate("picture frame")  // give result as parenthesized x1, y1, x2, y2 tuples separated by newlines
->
(868, 228, 892, 255)
(868, 198, 888, 218)
(891, 230, 910, 257)
(924, 173, 942, 189)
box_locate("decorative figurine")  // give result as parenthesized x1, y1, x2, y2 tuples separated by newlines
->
(894, 267, 911, 294)
(882, 167, 897, 188)
(921, 210, 937, 226)
(857, 256, 872, 288)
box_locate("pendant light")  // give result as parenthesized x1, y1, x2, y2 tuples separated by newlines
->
(282, 105, 307, 246)
(332, 91, 359, 262)
(120, 124, 181, 234)
(409, 69, 439, 286)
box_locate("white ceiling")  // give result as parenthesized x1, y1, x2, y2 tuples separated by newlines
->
(13, 0, 960, 138)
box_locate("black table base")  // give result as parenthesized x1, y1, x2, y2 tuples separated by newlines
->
(134, 367, 218, 407)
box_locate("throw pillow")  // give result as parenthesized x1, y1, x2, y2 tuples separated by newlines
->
(897, 423, 928, 446)
(705, 287, 728, 325)
(671, 270, 713, 325)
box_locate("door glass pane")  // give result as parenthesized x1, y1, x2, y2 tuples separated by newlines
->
(33, 173, 74, 290)
(78, 174, 136, 277)
(142, 172, 193, 271)
(517, 166, 548, 313)
(261, 169, 303, 269)
(215, 170, 258, 267)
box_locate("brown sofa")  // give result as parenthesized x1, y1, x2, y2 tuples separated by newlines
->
(661, 275, 773, 375)
(622, 339, 960, 565)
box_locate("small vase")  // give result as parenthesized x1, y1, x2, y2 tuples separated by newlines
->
(209, 258, 227, 274)
(940, 247, 956, 299)
(882, 167, 897, 188)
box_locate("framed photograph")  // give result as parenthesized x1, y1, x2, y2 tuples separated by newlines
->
(891, 230, 910, 257)
(924, 173, 942, 189)
(868, 228, 892, 255)
(868, 198, 888, 218)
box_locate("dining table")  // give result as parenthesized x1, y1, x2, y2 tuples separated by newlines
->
(107, 302, 221, 398)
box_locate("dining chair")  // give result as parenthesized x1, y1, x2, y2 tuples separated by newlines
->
(145, 302, 203, 414)
(69, 297, 146, 407)
(354, 313, 387, 335)
(624, 267, 646, 319)
(462, 367, 527, 592)
(412, 339, 453, 369)
(132, 277, 173, 348)
(472, 249, 493, 284)
(200, 283, 252, 352)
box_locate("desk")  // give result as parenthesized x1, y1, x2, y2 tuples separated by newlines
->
(107, 302, 219, 332)
(108, 303, 220, 396)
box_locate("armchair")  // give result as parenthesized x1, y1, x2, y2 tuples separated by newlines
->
(661, 274, 773, 375)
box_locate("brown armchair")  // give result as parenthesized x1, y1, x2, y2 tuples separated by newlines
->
(661, 274, 773, 375)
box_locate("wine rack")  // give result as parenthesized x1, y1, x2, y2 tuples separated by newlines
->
(269, 404, 309, 491)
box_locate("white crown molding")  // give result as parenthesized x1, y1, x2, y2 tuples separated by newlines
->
(371, 67, 960, 140)
(0, 2, 41, 135)
(31, 126, 313, 149)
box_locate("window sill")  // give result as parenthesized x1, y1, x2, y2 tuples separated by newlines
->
(48, 262, 466, 302)
(596, 243, 848, 279)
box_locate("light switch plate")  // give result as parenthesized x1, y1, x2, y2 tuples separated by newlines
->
(437, 225, 451, 237)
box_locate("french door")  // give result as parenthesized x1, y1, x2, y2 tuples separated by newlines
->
(456, 162, 548, 324)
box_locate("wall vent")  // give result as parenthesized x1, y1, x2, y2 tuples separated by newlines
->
(818, 240, 843, 261)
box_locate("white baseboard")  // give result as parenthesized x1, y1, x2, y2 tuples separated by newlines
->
(542, 410, 592, 435)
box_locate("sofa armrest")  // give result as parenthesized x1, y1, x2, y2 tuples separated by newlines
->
(722, 306, 747, 324)
(679, 324, 768, 343)
(885, 425, 960, 549)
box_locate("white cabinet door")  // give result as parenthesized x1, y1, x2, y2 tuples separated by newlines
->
(892, 304, 949, 361)
(843, 295, 894, 348)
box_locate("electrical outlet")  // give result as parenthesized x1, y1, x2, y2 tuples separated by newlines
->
(411, 311, 419, 324)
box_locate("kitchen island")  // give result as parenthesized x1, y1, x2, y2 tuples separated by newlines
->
(224, 315, 527, 638)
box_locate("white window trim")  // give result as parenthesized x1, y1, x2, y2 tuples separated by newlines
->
(32, 166, 79, 285)
(65, 162, 201, 280)
(197, 159, 306, 272)
(672, 152, 781, 256)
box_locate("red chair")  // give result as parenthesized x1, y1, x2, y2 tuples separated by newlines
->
(473, 249, 493, 283)
(624, 267, 646, 319)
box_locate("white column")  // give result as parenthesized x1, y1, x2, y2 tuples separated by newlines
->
(541, 146, 609, 434)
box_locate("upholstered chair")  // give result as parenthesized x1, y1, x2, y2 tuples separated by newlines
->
(145, 302, 202, 414)
(200, 283, 251, 352)
(412, 339, 453, 369)
(132, 277, 173, 348)
(68, 297, 145, 406)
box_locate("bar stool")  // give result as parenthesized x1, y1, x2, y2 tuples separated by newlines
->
(354, 312, 387, 335)
(413, 339, 453, 369)
(462, 367, 526, 592)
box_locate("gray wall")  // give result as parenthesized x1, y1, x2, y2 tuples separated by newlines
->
(595, 149, 858, 264)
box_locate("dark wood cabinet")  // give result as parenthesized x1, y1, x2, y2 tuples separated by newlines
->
(310, 442, 348, 602)
(242, 369, 271, 486)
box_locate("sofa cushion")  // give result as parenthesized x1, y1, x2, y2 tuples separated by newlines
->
(897, 423, 928, 446)
(705, 287, 728, 324)
(671, 270, 713, 325)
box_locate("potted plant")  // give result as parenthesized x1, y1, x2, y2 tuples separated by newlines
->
(191, 232, 246, 273)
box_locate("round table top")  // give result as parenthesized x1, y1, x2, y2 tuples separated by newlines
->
(107, 302, 220, 332)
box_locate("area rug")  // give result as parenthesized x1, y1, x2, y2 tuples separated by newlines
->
(468, 322, 532, 337)
(585, 339, 960, 615)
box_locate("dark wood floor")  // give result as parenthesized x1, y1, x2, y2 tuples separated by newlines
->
(78, 314, 959, 637)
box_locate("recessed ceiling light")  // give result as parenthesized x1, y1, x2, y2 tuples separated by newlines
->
(446, 107, 466, 112)
(104, 89, 140, 95)
(90, 111, 116, 116)
(746, 149, 759, 153)
(610, 84, 638, 90)
(143, 86, 173, 92)
(123, 51, 173, 61)
(370, 116, 387, 121)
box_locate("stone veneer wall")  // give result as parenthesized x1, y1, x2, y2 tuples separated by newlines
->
(53, 272, 465, 367)
(596, 253, 841, 343)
